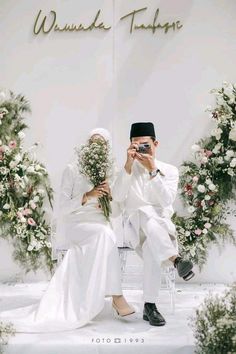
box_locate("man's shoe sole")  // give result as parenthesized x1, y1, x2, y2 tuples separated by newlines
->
(143, 314, 166, 326)
(183, 270, 195, 281)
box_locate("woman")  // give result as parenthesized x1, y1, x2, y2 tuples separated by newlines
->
(0, 128, 135, 333)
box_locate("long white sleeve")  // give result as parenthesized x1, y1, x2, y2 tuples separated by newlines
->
(58, 164, 87, 217)
(112, 167, 132, 203)
(145, 166, 179, 208)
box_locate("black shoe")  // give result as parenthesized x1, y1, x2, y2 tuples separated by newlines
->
(174, 256, 195, 281)
(143, 302, 166, 326)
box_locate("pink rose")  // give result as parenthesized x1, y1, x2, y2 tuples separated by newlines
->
(28, 218, 36, 226)
(9, 140, 17, 149)
(205, 150, 213, 157)
(192, 176, 199, 182)
(30, 202, 37, 210)
(22, 208, 32, 215)
(194, 228, 202, 236)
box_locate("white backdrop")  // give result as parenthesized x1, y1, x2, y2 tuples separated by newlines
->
(0, 0, 236, 283)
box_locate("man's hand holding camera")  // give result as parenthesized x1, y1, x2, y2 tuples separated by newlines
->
(124, 143, 156, 175)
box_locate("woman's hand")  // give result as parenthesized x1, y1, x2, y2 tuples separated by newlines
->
(82, 180, 111, 205)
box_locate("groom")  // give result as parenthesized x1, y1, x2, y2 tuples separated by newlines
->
(112, 122, 195, 326)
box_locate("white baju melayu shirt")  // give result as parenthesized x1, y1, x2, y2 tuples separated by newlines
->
(112, 158, 179, 250)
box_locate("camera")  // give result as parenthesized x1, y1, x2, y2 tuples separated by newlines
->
(137, 143, 151, 153)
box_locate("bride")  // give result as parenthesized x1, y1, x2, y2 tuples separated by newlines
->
(0, 128, 135, 332)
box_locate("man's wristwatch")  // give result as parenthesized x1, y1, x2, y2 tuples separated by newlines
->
(149, 168, 162, 178)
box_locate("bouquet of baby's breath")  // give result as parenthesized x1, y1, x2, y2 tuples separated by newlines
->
(76, 139, 113, 221)
(191, 283, 236, 354)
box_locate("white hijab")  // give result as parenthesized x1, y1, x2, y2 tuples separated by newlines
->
(87, 128, 112, 147)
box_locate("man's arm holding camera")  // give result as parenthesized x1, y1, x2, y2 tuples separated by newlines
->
(112, 143, 138, 202)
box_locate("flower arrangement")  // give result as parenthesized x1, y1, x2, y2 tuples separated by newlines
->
(0, 321, 15, 354)
(76, 138, 113, 221)
(0, 89, 55, 273)
(173, 82, 236, 268)
(191, 283, 236, 354)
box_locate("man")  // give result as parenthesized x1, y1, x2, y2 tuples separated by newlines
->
(112, 122, 194, 326)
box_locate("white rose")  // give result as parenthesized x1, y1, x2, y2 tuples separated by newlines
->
(187, 206, 195, 213)
(3, 203, 10, 209)
(229, 126, 236, 141)
(197, 185, 206, 193)
(204, 222, 211, 229)
(191, 144, 201, 152)
(18, 131, 25, 139)
(27, 166, 35, 173)
(14, 154, 21, 163)
(204, 195, 211, 200)
(202, 228, 208, 234)
(205, 179, 212, 185)
(185, 231, 191, 236)
(227, 168, 234, 176)
(230, 158, 236, 168)
(212, 143, 222, 154)
(33, 196, 39, 203)
(38, 189, 45, 196)
(211, 128, 223, 140)
(226, 150, 234, 157)
(217, 157, 224, 164)
(201, 156, 208, 164)
(9, 161, 17, 169)
(208, 184, 216, 191)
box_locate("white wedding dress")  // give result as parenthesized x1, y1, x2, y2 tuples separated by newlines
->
(0, 161, 123, 332)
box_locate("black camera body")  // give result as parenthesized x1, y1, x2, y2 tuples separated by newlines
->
(137, 143, 151, 153)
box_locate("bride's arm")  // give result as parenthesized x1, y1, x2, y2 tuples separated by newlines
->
(58, 164, 87, 216)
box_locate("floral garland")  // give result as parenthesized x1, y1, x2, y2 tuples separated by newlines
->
(173, 82, 236, 268)
(0, 90, 55, 273)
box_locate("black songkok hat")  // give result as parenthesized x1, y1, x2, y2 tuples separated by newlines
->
(130, 122, 156, 139)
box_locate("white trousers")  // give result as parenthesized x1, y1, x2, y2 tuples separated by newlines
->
(134, 211, 179, 303)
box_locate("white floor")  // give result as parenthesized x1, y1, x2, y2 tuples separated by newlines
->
(0, 282, 227, 354)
